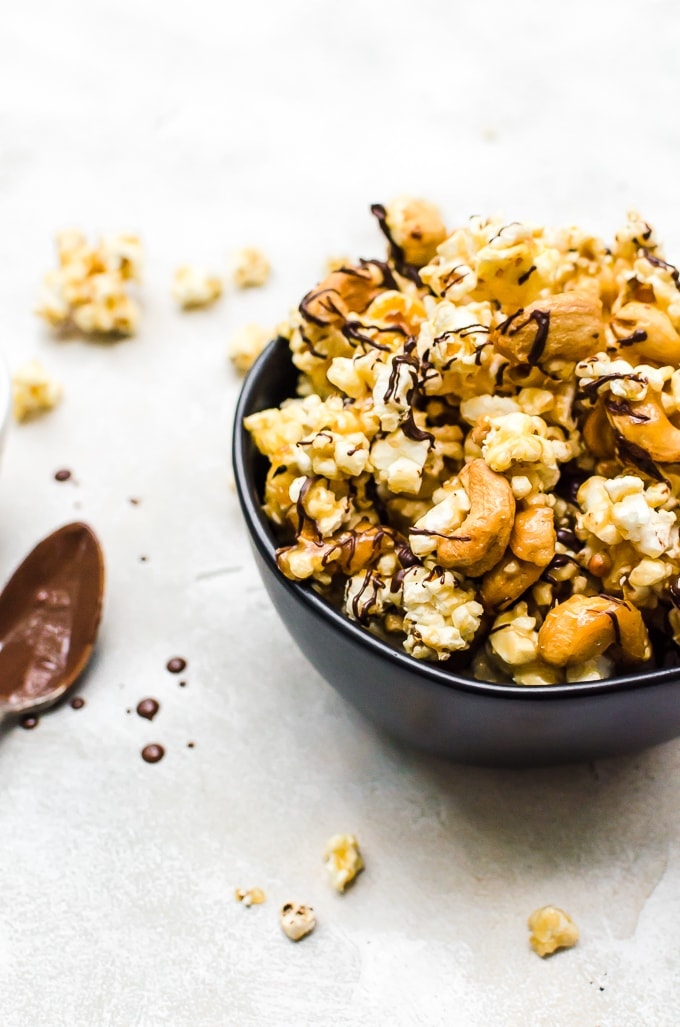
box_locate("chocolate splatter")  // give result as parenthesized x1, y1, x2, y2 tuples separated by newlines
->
(166, 657, 187, 673)
(54, 469, 72, 482)
(70, 697, 85, 710)
(136, 698, 160, 721)
(141, 744, 165, 764)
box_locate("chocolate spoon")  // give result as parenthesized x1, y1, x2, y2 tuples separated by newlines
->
(0, 522, 104, 723)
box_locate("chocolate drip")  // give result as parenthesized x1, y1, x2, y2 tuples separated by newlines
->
(517, 265, 537, 285)
(370, 203, 423, 286)
(605, 610, 622, 646)
(604, 397, 650, 422)
(614, 434, 668, 484)
(556, 528, 581, 550)
(615, 329, 648, 347)
(642, 248, 680, 290)
(579, 372, 645, 401)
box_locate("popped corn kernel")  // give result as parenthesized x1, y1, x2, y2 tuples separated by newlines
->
(172, 265, 223, 309)
(528, 905, 579, 957)
(324, 833, 364, 892)
(36, 230, 142, 337)
(12, 359, 63, 421)
(228, 323, 271, 373)
(231, 247, 271, 289)
(279, 902, 316, 942)
(234, 887, 266, 907)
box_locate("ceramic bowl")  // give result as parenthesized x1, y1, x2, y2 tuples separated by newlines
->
(233, 337, 680, 767)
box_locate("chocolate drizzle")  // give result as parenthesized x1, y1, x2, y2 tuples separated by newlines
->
(642, 248, 680, 290)
(604, 397, 650, 422)
(614, 434, 668, 484)
(579, 372, 645, 401)
(370, 203, 423, 286)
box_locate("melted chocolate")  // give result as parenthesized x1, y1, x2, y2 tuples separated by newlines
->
(0, 523, 104, 710)
(20, 715, 39, 729)
(614, 434, 668, 484)
(556, 528, 580, 550)
(604, 397, 650, 422)
(141, 744, 165, 764)
(369, 203, 423, 286)
(166, 657, 187, 674)
(137, 698, 160, 721)
(70, 697, 85, 709)
(54, 469, 72, 482)
(642, 248, 680, 290)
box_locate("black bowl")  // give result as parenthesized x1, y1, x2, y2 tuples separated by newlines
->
(233, 337, 680, 767)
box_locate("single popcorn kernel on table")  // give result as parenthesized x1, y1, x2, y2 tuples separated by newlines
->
(231, 247, 271, 289)
(324, 834, 364, 892)
(234, 887, 266, 907)
(12, 359, 63, 421)
(228, 323, 271, 374)
(36, 230, 142, 337)
(245, 199, 680, 685)
(528, 905, 579, 957)
(172, 266, 222, 309)
(279, 902, 316, 942)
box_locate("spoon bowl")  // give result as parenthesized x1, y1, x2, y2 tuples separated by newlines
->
(0, 522, 104, 721)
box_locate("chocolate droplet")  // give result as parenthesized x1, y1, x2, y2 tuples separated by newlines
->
(54, 469, 72, 482)
(20, 715, 39, 729)
(166, 657, 187, 673)
(70, 697, 85, 709)
(141, 744, 165, 764)
(136, 698, 160, 721)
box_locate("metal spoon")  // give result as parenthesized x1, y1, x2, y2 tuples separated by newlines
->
(0, 522, 104, 725)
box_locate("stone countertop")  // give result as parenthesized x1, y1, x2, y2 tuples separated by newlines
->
(1, 2, 680, 1024)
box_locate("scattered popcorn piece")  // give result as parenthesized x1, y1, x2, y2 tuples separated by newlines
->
(324, 254, 353, 274)
(279, 902, 316, 942)
(528, 905, 579, 957)
(228, 323, 271, 374)
(324, 834, 364, 892)
(36, 230, 142, 337)
(172, 266, 222, 309)
(231, 247, 271, 289)
(234, 887, 266, 907)
(12, 359, 63, 421)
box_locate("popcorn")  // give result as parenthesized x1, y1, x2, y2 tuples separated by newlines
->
(36, 230, 142, 337)
(172, 266, 222, 309)
(231, 247, 271, 289)
(324, 834, 364, 892)
(234, 887, 266, 906)
(528, 905, 579, 957)
(12, 359, 63, 421)
(279, 902, 316, 942)
(246, 200, 680, 684)
(228, 323, 271, 373)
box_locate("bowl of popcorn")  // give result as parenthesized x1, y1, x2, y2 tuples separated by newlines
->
(233, 199, 680, 766)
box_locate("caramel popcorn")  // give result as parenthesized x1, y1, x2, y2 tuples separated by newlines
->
(36, 230, 142, 337)
(228, 323, 271, 374)
(528, 905, 579, 957)
(231, 247, 271, 289)
(234, 887, 266, 907)
(12, 359, 63, 421)
(172, 266, 222, 309)
(245, 200, 680, 684)
(324, 834, 364, 892)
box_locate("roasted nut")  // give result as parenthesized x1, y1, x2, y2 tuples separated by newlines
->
(324, 833, 364, 892)
(480, 555, 543, 611)
(279, 902, 316, 942)
(582, 402, 616, 459)
(380, 196, 447, 267)
(537, 594, 651, 667)
(299, 263, 386, 328)
(528, 905, 579, 957)
(434, 459, 515, 576)
(609, 301, 680, 366)
(605, 392, 680, 463)
(509, 506, 556, 566)
(494, 292, 603, 368)
(277, 521, 392, 581)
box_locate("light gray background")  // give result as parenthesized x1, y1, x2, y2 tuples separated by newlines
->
(1, 1, 679, 1024)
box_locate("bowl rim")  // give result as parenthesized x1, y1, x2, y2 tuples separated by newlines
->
(233, 337, 680, 703)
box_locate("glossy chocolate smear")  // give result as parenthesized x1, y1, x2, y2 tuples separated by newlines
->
(0, 523, 104, 711)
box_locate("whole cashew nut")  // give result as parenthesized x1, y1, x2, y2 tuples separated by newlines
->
(299, 264, 386, 328)
(582, 402, 616, 459)
(433, 459, 515, 576)
(609, 301, 680, 366)
(277, 521, 392, 580)
(537, 594, 651, 667)
(605, 392, 680, 463)
(494, 292, 603, 368)
(481, 505, 556, 610)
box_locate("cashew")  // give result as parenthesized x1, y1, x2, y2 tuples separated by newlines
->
(537, 594, 651, 667)
(434, 459, 515, 576)
(509, 506, 556, 565)
(299, 263, 386, 328)
(605, 392, 680, 463)
(582, 401, 616, 459)
(494, 292, 603, 368)
(277, 521, 392, 580)
(609, 301, 680, 366)
(481, 506, 555, 610)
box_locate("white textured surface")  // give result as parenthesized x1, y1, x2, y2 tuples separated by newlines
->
(1, 2, 680, 1024)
